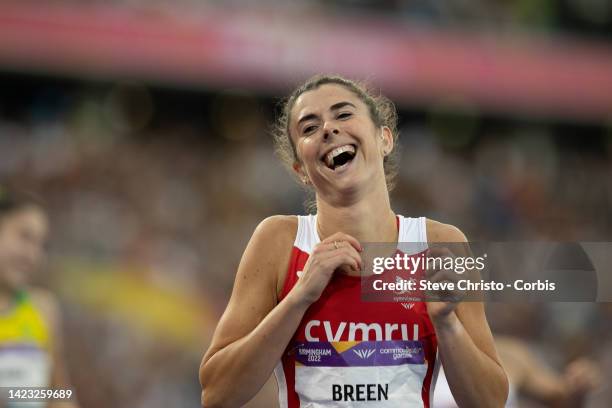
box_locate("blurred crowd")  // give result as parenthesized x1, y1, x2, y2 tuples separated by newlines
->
(32, 0, 612, 38)
(1, 73, 611, 407)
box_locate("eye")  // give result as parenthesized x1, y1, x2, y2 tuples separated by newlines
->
(303, 125, 318, 135)
(337, 112, 352, 120)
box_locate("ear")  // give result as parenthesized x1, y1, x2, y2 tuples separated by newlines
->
(380, 126, 394, 156)
(292, 161, 309, 184)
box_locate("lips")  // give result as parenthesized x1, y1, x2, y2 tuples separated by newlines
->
(322, 144, 357, 170)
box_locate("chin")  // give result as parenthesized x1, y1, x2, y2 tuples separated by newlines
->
(328, 178, 366, 200)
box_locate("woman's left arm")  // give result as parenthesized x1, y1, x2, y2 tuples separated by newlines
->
(426, 220, 509, 408)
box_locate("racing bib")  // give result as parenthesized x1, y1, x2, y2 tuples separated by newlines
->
(294, 340, 427, 407)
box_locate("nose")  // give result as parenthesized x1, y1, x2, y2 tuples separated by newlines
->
(322, 122, 340, 141)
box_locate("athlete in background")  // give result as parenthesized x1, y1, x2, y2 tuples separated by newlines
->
(0, 188, 78, 408)
(434, 335, 600, 407)
(199, 75, 508, 407)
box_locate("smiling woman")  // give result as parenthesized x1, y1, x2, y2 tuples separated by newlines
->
(199, 74, 509, 408)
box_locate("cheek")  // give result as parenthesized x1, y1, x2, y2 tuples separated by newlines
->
(297, 137, 318, 162)
(347, 119, 377, 147)
(0, 231, 27, 259)
(360, 133, 381, 157)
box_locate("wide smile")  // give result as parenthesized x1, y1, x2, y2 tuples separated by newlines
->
(320, 144, 357, 172)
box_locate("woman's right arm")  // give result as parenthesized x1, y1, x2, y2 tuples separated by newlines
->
(199, 216, 362, 408)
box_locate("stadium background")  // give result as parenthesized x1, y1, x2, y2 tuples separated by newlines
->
(1, 1, 611, 407)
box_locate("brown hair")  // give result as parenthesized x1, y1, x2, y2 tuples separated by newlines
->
(272, 74, 400, 197)
(0, 186, 44, 221)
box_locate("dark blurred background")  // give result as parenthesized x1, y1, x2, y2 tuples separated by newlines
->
(0, 1, 611, 407)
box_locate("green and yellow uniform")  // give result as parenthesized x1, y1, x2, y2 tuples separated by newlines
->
(0, 291, 51, 406)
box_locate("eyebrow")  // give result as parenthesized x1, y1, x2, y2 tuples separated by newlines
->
(297, 101, 357, 126)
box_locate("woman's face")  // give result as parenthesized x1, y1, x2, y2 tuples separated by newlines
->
(0, 206, 49, 291)
(289, 84, 392, 198)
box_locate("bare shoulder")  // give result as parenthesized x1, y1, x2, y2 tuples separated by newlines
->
(425, 218, 468, 243)
(253, 215, 297, 251)
(28, 287, 61, 330)
(247, 215, 298, 296)
(426, 219, 474, 280)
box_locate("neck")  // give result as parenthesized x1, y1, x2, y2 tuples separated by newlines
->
(315, 182, 397, 243)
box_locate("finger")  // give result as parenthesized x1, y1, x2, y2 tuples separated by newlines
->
(323, 239, 353, 253)
(428, 269, 461, 284)
(426, 279, 463, 297)
(311, 244, 362, 274)
(322, 232, 362, 252)
(321, 246, 363, 271)
(338, 244, 363, 267)
(318, 240, 363, 264)
(425, 261, 442, 279)
(322, 252, 360, 273)
(312, 240, 350, 255)
(425, 271, 466, 302)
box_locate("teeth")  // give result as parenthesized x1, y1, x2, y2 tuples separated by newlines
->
(325, 145, 356, 167)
